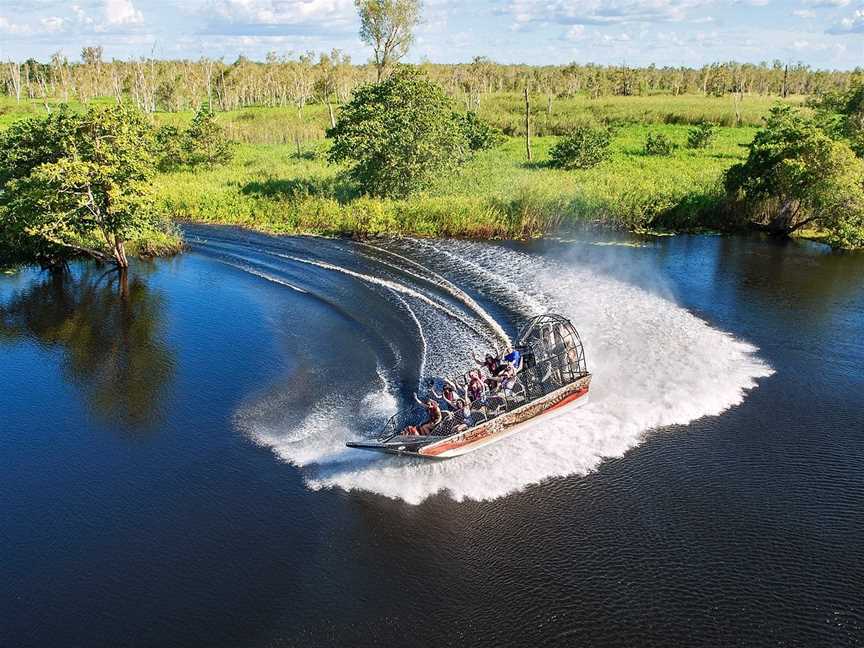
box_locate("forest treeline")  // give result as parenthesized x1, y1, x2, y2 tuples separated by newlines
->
(2, 48, 862, 115)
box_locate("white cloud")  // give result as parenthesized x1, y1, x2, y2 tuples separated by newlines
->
(827, 8, 864, 32)
(0, 15, 32, 34)
(505, 0, 715, 27)
(39, 16, 66, 32)
(566, 24, 586, 39)
(793, 9, 817, 17)
(104, 0, 144, 25)
(207, 0, 353, 25)
(804, 0, 851, 7)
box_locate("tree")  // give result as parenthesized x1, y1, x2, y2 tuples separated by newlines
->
(327, 66, 467, 198)
(6, 62, 22, 103)
(81, 46, 103, 67)
(355, 0, 422, 82)
(813, 79, 864, 157)
(725, 104, 864, 248)
(0, 104, 158, 268)
(456, 111, 503, 151)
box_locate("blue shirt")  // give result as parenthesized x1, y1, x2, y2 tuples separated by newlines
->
(504, 349, 521, 367)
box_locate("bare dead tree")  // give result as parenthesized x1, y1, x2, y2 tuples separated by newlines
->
(7, 62, 22, 103)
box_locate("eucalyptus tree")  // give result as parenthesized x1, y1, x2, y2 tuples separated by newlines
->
(355, 0, 422, 82)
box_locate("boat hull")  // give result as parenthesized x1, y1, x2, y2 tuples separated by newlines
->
(347, 375, 591, 460)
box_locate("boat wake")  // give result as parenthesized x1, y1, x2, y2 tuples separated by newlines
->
(189, 228, 773, 505)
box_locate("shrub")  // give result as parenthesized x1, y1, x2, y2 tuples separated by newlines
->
(813, 81, 864, 158)
(548, 125, 613, 170)
(687, 121, 718, 149)
(645, 131, 675, 156)
(156, 109, 233, 169)
(456, 111, 505, 151)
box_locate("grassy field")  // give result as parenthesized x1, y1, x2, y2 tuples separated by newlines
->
(1, 93, 780, 240)
(151, 122, 755, 238)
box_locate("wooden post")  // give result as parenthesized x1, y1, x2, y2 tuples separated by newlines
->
(782, 64, 789, 98)
(524, 86, 532, 162)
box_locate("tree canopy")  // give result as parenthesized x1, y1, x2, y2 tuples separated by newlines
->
(725, 104, 864, 248)
(0, 104, 161, 267)
(813, 78, 864, 158)
(327, 67, 468, 198)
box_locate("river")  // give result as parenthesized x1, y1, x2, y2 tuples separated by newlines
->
(2, 225, 863, 647)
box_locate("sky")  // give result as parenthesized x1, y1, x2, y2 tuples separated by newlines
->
(0, 0, 862, 69)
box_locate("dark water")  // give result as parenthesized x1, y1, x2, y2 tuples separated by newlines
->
(2, 226, 863, 647)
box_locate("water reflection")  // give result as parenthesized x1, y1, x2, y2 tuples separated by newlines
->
(0, 265, 175, 429)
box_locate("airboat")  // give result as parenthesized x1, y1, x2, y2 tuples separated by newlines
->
(346, 314, 591, 459)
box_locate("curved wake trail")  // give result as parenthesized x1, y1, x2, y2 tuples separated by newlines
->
(357, 242, 512, 348)
(231, 238, 773, 505)
(393, 293, 428, 390)
(209, 257, 309, 294)
(409, 238, 548, 317)
(271, 252, 488, 338)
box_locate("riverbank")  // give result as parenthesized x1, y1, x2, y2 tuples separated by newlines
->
(2, 94, 828, 250)
(152, 125, 756, 239)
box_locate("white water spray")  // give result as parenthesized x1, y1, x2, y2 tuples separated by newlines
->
(241, 241, 773, 505)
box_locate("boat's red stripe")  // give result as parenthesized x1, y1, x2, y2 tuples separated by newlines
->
(545, 387, 589, 413)
(420, 386, 589, 457)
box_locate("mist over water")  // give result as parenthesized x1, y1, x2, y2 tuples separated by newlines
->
(193, 230, 774, 504)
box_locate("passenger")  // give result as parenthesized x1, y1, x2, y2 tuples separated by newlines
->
(496, 363, 518, 396)
(473, 350, 505, 375)
(473, 350, 506, 390)
(411, 393, 443, 435)
(466, 370, 488, 404)
(453, 398, 477, 432)
(431, 379, 459, 410)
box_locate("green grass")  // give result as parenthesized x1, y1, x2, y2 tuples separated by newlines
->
(151, 123, 754, 238)
(0, 94, 770, 242)
(2, 91, 796, 141)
